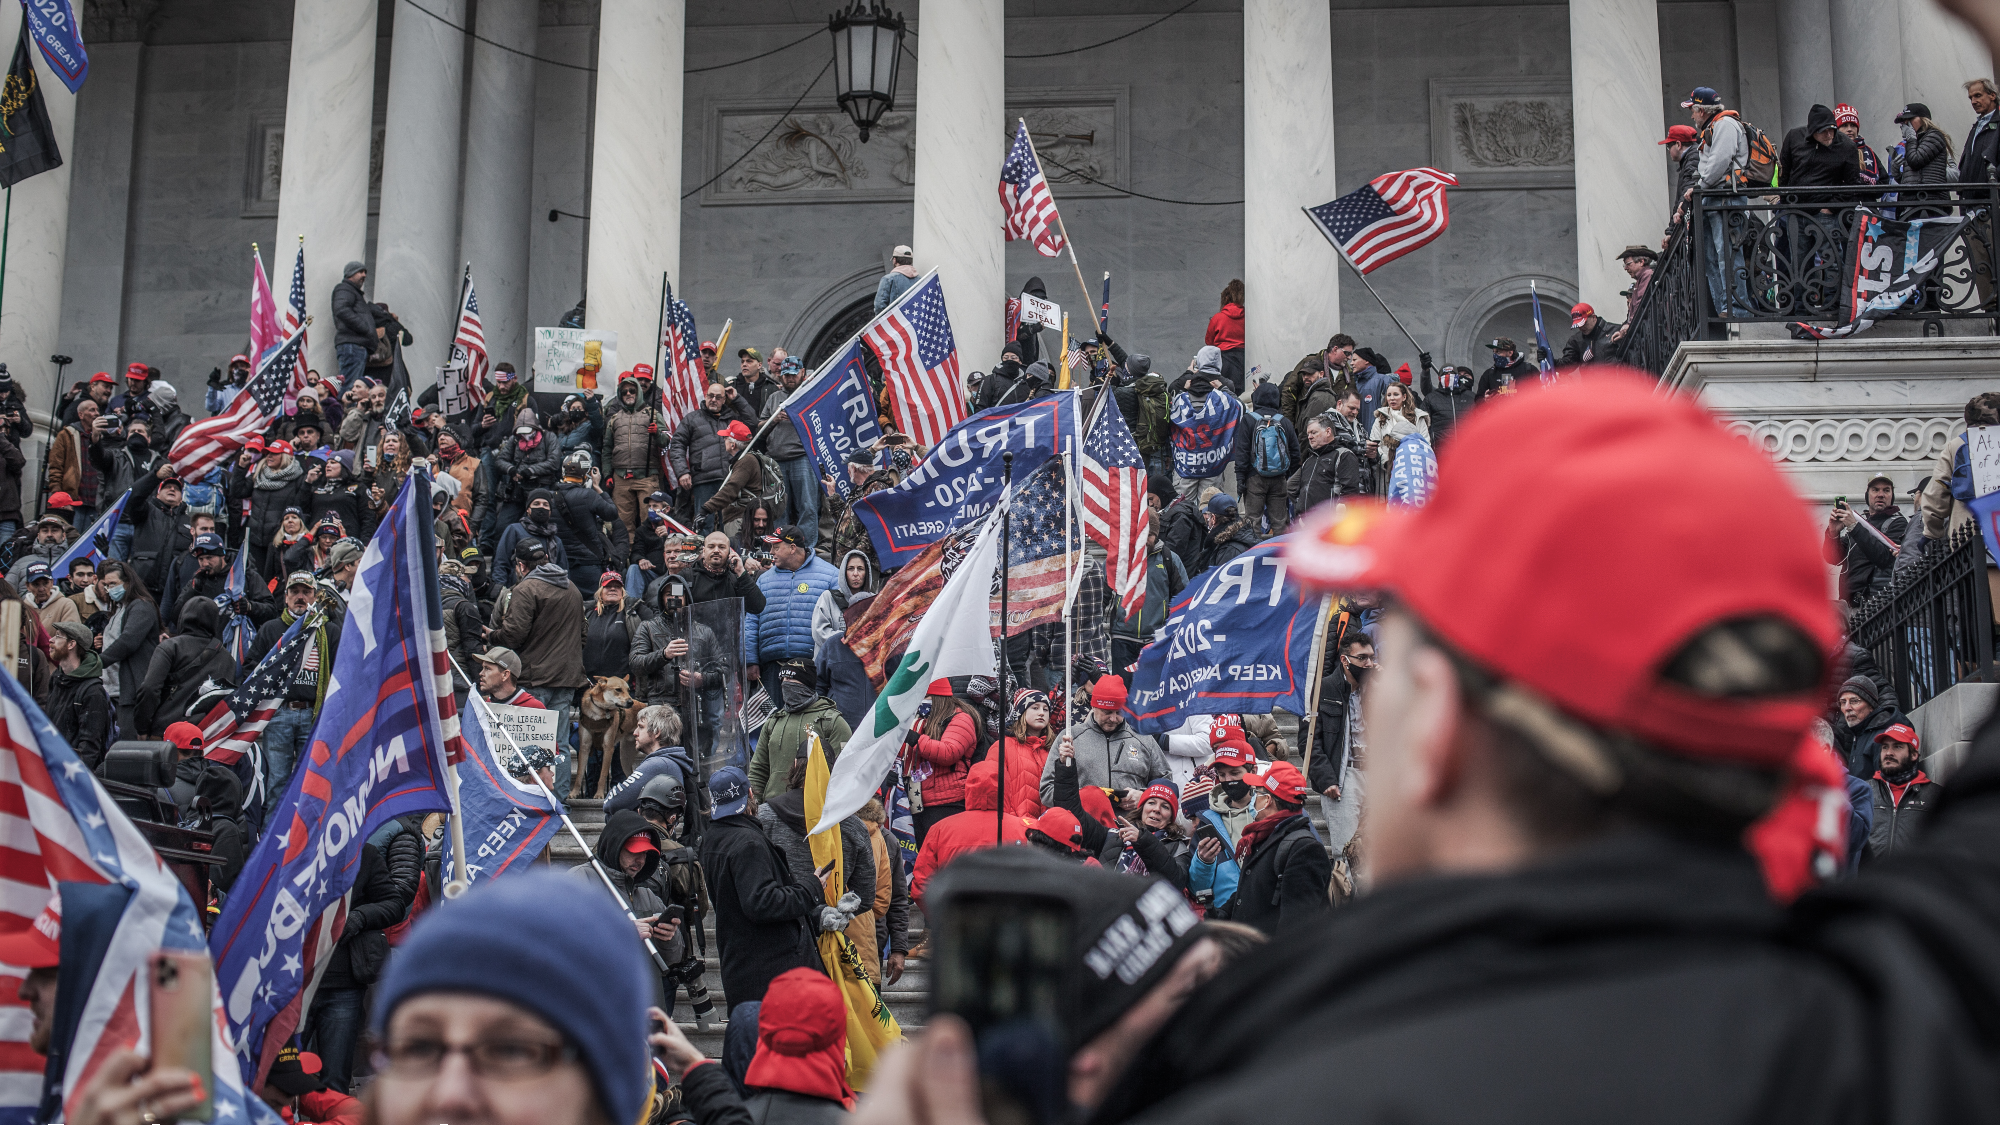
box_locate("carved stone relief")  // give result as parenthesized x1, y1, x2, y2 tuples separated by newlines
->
(83, 0, 159, 43)
(1726, 416, 1958, 463)
(242, 115, 388, 218)
(1429, 78, 1573, 189)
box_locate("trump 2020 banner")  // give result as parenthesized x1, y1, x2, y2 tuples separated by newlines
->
(1169, 388, 1241, 480)
(1127, 536, 1321, 733)
(786, 339, 885, 501)
(853, 391, 1076, 567)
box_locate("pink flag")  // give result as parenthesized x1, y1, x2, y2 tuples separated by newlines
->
(250, 245, 283, 366)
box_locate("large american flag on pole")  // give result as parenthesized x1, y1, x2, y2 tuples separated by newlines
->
(999, 119, 1065, 257)
(448, 273, 489, 409)
(863, 270, 966, 448)
(169, 319, 307, 481)
(283, 240, 308, 379)
(1078, 394, 1148, 618)
(996, 462, 1075, 636)
(198, 612, 314, 767)
(660, 280, 707, 432)
(1302, 167, 1457, 274)
(0, 670, 274, 1125)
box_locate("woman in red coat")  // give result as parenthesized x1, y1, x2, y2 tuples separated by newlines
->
(902, 679, 978, 843)
(1206, 279, 1246, 391)
(1000, 688, 1053, 818)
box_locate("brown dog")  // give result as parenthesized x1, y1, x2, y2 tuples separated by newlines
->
(573, 675, 637, 799)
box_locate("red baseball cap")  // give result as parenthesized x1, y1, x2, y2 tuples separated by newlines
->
(721, 421, 752, 442)
(0, 894, 61, 969)
(1287, 373, 1836, 768)
(1569, 302, 1595, 328)
(1029, 807, 1084, 849)
(266, 439, 295, 455)
(622, 834, 659, 856)
(1079, 786, 1117, 828)
(88, 371, 114, 384)
(44, 492, 76, 510)
(632, 363, 655, 380)
(124, 363, 149, 379)
(1248, 761, 1312, 804)
(1210, 733, 1257, 769)
(230, 354, 249, 366)
(242, 435, 266, 453)
(163, 722, 204, 751)
(1875, 723, 1919, 747)
(599, 572, 624, 588)
(1659, 124, 1698, 145)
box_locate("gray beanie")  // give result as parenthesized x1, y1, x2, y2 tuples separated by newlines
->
(1838, 675, 1880, 710)
(148, 382, 178, 409)
(1126, 353, 1152, 378)
(342, 260, 367, 278)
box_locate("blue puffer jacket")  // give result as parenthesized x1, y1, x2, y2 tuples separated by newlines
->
(755, 556, 841, 663)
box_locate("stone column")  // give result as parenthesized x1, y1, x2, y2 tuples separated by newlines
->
(1777, 0, 1833, 132)
(57, 39, 141, 383)
(459, 0, 538, 372)
(1832, 0, 1905, 142)
(274, 0, 378, 379)
(0, 2, 78, 430)
(585, 0, 682, 375)
(375, 0, 467, 379)
(912, 0, 1004, 361)
(1570, 0, 1667, 318)
(1900, 0, 1994, 147)
(1244, 0, 1337, 378)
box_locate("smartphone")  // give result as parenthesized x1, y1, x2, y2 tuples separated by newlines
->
(1834, 496, 1848, 509)
(147, 951, 215, 1122)
(932, 893, 1074, 1125)
(663, 905, 686, 926)
(1192, 819, 1226, 852)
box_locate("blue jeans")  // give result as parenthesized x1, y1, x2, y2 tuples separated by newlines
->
(536, 687, 577, 798)
(780, 457, 820, 548)
(1704, 196, 1752, 318)
(689, 481, 720, 532)
(261, 705, 315, 821)
(109, 522, 134, 561)
(305, 986, 364, 1092)
(335, 343, 370, 391)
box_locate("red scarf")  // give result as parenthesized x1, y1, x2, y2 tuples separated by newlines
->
(1235, 809, 1300, 864)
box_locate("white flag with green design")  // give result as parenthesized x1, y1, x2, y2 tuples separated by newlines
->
(812, 502, 1005, 834)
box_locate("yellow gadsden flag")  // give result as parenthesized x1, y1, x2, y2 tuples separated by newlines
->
(803, 732, 903, 1087)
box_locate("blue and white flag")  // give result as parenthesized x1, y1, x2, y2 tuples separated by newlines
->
(1529, 282, 1557, 386)
(852, 391, 1076, 568)
(52, 490, 128, 577)
(784, 339, 883, 502)
(21, 0, 87, 94)
(1169, 389, 1241, 479)
(1387, 433, 1437, 508)
(1127, 536, 1323, 734)
(209, 472, 465, 1088)
(438, 700, 562, 885)
(217, 541, 254, 670)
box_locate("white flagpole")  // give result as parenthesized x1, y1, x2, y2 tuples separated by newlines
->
(1020, 119, 1103, 336)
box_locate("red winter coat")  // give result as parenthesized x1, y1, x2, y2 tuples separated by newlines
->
(1206, 303, 1245, 351)
(1001, 733, 1049, 818)
(912, 759, 1029, 907)
(904, 709, 977, 808)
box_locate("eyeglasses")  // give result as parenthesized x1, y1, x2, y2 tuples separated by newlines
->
(372, 1037, 576, 1080)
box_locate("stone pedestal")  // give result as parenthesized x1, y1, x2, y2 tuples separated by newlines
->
(1909, 681, 1996, 782)
(1831, 0, 1904, 141)
(585, 0, 683, 376)
(376, 0, 467, 379)
(1244, 0, 1337, 378)
(912, 0, 1004, 360)
(459, 0, 538, 372)
(1777, 0, 1833, 131)
(274, 0, 379, 378)
(0, 3, 77, 433)
(1570, 0, 1665, 318)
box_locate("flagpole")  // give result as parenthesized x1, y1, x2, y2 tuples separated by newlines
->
(445, 652, 671, 973)
(997, 450, 1012, 845)
(1297, 594, 1336, 790)
(653, 271, 669, 379)
(1058, 314, 1071, 390)
(1020, 120, 1104, 337)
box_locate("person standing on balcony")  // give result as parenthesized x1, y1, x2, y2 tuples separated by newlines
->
(1959, 79, 1999, 308)
(1686, 87, 1752, 318)
(1780, 104, 1862, 191)
(1608, 246, 1657, 350)
(1823, 475, 1906, 610)
(1893, 103, 1954, 219)
(1834, 104, 1883, 184)
(1662, 125, 1701, 236)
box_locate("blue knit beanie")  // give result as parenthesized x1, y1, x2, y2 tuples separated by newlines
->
(372, 870, 651, 1125)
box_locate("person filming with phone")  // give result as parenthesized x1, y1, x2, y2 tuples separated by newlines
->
(1821, 475, 1906, 609)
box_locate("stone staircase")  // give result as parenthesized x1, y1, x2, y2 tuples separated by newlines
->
(550, 799, 927, 1057)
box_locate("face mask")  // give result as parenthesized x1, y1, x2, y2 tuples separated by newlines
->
(529, 508, 551, 524)
(108, 585, 125, 602)
(1220, 779, 1252, 802)
(127, 434, 149, 453)
(1348, 660, 1371, 688)
(1492, 353, 1511, 367)
(782, 683, 814, 711)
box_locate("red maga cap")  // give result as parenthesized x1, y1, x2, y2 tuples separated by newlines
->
(1876, 723, 1919, 747)
(1248, 761, 1312, 804)
(0, 894, 61, 969)
(1287, 372, 1836, 768)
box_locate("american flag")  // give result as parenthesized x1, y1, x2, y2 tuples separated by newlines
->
(994, 461, 1076, 636)
(864, 271, 966, 448)
(217, 542, 255, 670)
(1000, 120, 1065, 257)
(170, 320, 308, 481)
(660, 280, 707, 432)
(1078, 394, 1148, 618)
(449, 274, 489, 408)
(198, 612, 314, 766)
(846, 519, 985, 688)
(1303, 167, 1458, 274)
(0, 670, 275, 1125)
(283, 240, 308, 378)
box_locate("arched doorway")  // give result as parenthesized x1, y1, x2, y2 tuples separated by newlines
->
(804, 296, 882, 391)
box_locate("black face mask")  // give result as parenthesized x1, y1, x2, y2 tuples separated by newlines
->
(1347, 660, 1371, 688)
(782, 683, 815, 711)
(528, 509, 552, 526)
(1220, 779, 1252, 802)
(127, 433, 149, 454)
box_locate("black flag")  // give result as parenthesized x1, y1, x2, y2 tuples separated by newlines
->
(0, 21, 61, 188)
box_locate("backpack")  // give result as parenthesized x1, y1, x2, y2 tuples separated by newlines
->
(1713, 110, 1779, 190)
(1252, 411, 1291, 476)
(751, 451, 789, 517)
(1136, 375, 1171, 453)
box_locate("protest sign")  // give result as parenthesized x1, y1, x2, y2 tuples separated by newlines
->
(1127, 536, 1322, 733)
(440, 703, 562, 885)
(534, 327, 618, 393)
(487, 704, 559, 758)
(1968, 425, 2000, 499)
(1018, 292, 1062, 330)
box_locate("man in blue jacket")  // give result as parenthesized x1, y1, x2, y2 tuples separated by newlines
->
(753, 526, 840, 671)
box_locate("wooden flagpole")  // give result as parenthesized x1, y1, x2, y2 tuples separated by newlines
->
(1020, 119, 1104, 337)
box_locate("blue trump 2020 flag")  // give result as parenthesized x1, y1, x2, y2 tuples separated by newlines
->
(439, 698, 562, 885)
(1169, 388, 1241, 479)
(22, 0, 87, 94)
(1127, 535, 1323, 734)
(785, 339, 883, 502)
(209, 472, 466, 1087)
(853, 390, 1076, 567)
(1387, 432, 1437, 508)
(52, 489, 128, 576)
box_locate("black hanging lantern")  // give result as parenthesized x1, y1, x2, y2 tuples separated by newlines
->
(828, 2, 905, 142)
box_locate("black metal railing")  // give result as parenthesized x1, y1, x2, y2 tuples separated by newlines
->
(1621, 181, 2000, 375)
(1851, 520, 1998, 711)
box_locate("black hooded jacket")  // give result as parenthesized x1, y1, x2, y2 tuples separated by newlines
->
(136, 598, 236, 736)
(1108, 720, 2000, 1125)
(698, 811, 822, 1008)
(1781, 104, 1863, 191)
(588, 809, 669, 921)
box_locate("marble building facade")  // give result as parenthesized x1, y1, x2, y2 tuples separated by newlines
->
(0, 0, 1989, 439)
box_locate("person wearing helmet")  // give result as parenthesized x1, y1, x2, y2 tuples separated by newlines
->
(867, 373, 2000, 1125)
(554, 448, 625, 594)
(600, 373, 668, 553)
(630, 768, 716, 1030)
(604, 704, 699, 822)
